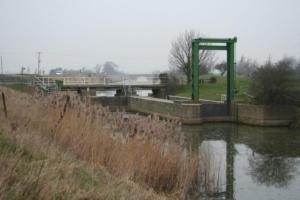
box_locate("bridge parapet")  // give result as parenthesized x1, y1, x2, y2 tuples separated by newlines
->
(40, 75, 164, 86)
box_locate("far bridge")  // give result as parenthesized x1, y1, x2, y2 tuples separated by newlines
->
(0, 74, 168, 98)
(55, 75, 167, 97)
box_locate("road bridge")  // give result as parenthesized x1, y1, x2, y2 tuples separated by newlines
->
(0, 74, 168, 97)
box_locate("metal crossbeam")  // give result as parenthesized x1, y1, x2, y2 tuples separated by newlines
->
(199, 45, 228, 51)
(193, 37, 237, 44)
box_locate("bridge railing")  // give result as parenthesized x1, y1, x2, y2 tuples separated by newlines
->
(40, 75, 165, 86)
(63, 77, 106, 85)
(32, 75, 58, 92)
(40, 76, 57, 87)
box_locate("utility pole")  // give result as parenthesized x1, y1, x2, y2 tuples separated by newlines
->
(37, 52, 41, 75)
(21, 66, 25, 80)
(1, 56, 3, 74)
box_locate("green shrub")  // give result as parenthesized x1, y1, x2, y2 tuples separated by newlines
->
(250, 59, 294, 105)
(210, 76, 217, 84)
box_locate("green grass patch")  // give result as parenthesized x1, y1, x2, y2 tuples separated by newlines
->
(289, 79, 300, 91)
(0, 134, 17, 154)
(0, 132, 103, 199)
(0, 133, 46, 162)
(2, 83, 35, 94)
(2, 83, 29, 91)
(175, 75, 250, 101)
(73, 169, 100, 191)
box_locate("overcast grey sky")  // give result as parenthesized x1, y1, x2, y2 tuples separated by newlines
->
(1, 0, 300, 74)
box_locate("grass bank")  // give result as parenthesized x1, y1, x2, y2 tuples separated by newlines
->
(0, 131, 162, 199)
(2, 83, 35, 94)
(174, 75, 250, 101)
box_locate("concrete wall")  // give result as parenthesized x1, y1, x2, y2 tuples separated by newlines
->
(128, 98, 296, 126)
(237, 104, 295, 126)
(128, 96, 202, 124)
(90, 96, 127, 111)
(168, 95, 223, 104)
(89, 96, 296, 127)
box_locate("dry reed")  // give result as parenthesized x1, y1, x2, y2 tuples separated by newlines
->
(0, 87, 214, 197)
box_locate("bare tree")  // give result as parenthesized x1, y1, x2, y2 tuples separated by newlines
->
(102, 61, 122, 75)
(94, 64, 102, 74)
(236, 56, 258, 77)
(169, 30, 214, 84)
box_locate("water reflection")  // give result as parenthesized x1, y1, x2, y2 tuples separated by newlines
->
(96, 89, 152, 97)
(96, 90, 116, 97)
(183, 124, 300, 200)
(248, 155, 296, 188)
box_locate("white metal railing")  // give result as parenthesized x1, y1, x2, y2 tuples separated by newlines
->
(40, 76, 57, 87)
(41, 75, 165, 86)
(32, 75, 58, 92)
(62, 77, 105, 85)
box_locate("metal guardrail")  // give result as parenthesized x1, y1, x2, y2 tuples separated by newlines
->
(32, 75, 58, 92)
(41, 75, 164, 86)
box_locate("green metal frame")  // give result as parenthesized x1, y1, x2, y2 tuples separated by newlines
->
(192, 37, 237, 103)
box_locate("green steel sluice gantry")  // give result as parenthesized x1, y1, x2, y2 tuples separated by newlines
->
(192, 37, 237, 103)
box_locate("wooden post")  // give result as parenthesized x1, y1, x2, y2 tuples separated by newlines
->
(2, 92, 7, 119)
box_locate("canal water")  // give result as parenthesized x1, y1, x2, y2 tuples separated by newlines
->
(96, 89, 152, 97)
(183, 123, 300, 200)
